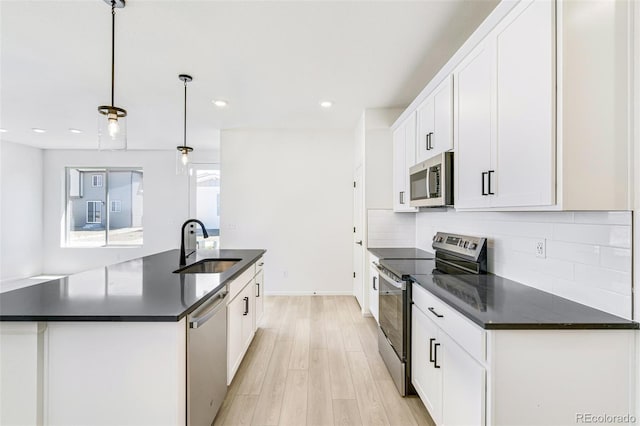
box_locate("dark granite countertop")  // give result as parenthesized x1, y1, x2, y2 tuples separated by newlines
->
(0, 249, 265, 322)
(379, 259, 639, 330)
(368, 247, 434, 260)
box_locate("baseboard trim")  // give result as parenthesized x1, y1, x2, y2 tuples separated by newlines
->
(264, 291, 355, 296)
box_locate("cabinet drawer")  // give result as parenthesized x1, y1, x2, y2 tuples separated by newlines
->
(228, 265, 256, 302)
(413, 283, 485, 362)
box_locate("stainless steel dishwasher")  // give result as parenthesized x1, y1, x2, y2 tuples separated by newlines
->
(187, 288, 228, 426)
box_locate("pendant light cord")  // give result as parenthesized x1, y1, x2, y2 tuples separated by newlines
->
(183, 79, 187, 149)
(111, 1, 116, 107)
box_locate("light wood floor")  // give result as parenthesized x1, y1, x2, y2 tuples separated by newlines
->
(214, 296, 436, 426)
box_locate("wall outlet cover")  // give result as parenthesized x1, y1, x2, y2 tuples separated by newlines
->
(535, 239, 546, 258)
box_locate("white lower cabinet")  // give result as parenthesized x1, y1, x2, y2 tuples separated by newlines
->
(412, 283, 636, 426)
(369, 255, 380, 323)
(254, 268, 264, 328)
(227, 276, 256, 385)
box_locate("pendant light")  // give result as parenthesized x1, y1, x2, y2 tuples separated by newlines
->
(97, 0, 127, 150)
(176, 74, 194, 175)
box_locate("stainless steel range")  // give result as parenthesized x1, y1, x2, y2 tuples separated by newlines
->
(377, 232, 487, 396)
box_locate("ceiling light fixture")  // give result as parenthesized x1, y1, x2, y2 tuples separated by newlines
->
(69, 128, 83, 134)
(320, 100, 333, 108)
(32, 128, 46, 133)
(176, 74, 194, 175)
(97, 0, 127, 150)
(212, 99, 228, 108)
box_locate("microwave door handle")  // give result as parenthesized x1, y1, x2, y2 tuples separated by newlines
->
(425, 167, 431, 199)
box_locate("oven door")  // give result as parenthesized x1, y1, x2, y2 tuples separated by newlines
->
(378, 271, 406, 360)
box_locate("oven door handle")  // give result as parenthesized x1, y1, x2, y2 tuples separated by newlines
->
(379, 272, 405, 290)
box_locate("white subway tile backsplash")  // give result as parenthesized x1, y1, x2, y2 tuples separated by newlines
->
(415, 210, 632, 319)
(367, 209, 416, 248)
(599, 247, 632, 273)
(552, 223, 631, 248)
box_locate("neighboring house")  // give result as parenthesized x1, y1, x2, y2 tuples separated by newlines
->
(69, 170, 143, 231)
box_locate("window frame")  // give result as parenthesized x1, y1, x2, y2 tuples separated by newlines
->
(110, 200, 122, 213)
(91, 174, 103, 187)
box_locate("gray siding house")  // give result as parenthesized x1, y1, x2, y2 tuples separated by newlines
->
(69, 170, 143, 231)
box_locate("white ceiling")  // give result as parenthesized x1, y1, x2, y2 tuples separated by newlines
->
(0, 0, 498, 150)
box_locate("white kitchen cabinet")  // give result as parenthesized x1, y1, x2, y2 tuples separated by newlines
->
(227, 275, 255, 384)
(455, 0, 554, 209)
(254, 267, 264, 328)
(368, 255, 380, 323)
(440, 332, 485, 426)
(411, 305, 443, 424)
(454, 40, 494, 209)
(417, 76, 453, 163)
(392, 113, 417, 212)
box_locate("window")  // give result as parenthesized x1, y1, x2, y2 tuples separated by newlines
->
(91, 174, 103, 187)
(110, 200, 122, 213)
(86, 201, 102, 223)
(188, 164, 220, 249)
(65, 167, 143, 247)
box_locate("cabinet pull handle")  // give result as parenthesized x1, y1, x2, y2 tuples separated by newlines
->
(433, 343, 441, 368)
(258, 262, 264, 267)
(256, 282, 260, 297)
(428, 307, 444, 318)
(243, 296, 249, 315)
(429, 338, 436, 363)
(488, 170, 495, 195)
(428, 132, 434, 150)
(400, 191, 405, 204)
(481, 172, 488, 196)
(373, 276, 377, 291)
(426, 134, 430, 151)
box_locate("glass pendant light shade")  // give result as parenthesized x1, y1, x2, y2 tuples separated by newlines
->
(176, 146, 193, 175)
(98, 106, 127, 150)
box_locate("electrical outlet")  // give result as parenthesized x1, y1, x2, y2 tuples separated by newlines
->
(535, 239, 546, 258)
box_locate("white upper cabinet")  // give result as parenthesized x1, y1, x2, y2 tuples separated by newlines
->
(454, 41, 495, 209)
(393, 114, 418, 212)
(417, 76, 453, 162)
(455, 0, 554, 209)
(491, 0, 555, 208)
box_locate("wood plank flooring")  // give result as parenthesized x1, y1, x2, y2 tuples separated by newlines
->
(214, 296, 435, 426)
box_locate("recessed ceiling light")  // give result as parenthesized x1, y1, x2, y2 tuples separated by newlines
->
(69, 128, 83, 134)
(212, 99, 228, 108)
(320, 101, 333, 108)
(32, 128, 46, 133)
(0, 128, 7, 133)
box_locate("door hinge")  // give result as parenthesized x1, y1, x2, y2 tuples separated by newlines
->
(353, 226, 356, 233)
(353, 181, 356, 188)
(353, 272, 356, 278)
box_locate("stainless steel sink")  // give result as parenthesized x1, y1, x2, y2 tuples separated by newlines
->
(174, 258, 241, 274)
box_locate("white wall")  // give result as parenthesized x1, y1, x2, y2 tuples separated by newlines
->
(415, 210, 633, 319)
(367, 209, 415, 248)
(42, 149, 218, 274)
(0, 141, 44, 281)
(221, 129, 353, 295)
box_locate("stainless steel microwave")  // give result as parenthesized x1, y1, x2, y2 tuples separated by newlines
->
(409, 151, 453, 207)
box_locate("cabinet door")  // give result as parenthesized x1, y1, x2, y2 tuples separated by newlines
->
(369, 265, 379, 324)
(227, 292, 245, 384)
(441, 333, 485, 426)
(432, 76, 453, 155)
(254, 269, 264, 329)
(240, 283, 255, 352)
(392, 116, 417, 212)
(412, 306, 442, 424)
(492, 0, 555, 208)
(454, 40, 494, 209)
(416, 96, 435, 163)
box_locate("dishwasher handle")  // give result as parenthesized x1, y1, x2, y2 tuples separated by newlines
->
(190, 291, 227, 329)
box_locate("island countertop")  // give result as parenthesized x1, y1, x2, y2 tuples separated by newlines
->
(0, 249, 265, 322)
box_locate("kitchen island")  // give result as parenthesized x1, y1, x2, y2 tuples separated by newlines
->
(0, 248, 265, 426)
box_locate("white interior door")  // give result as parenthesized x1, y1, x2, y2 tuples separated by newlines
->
(353, 165, 364, 310)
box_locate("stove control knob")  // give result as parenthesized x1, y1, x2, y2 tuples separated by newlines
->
(432, 235, 437, 241)
(469, 242, 478, 250)
(463, 241, 469, 248)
